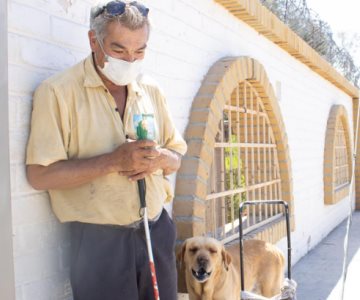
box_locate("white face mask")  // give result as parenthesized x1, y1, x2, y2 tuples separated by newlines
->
(97, 40, 143, 86)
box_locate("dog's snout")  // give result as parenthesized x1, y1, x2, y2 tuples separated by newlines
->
(197, 256, 209, 267)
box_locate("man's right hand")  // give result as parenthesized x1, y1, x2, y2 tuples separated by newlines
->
(108, 139, 160, 174)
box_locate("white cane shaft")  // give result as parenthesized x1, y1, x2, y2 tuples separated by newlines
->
(143, 209, 155, 262)
(143, 208, 160, 300)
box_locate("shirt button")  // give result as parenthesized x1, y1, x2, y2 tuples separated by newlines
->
(104, 89, 108, 93)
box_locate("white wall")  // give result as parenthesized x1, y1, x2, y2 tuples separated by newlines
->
(9, 1, 92, 299)
(8, 0, 354, 298)
(1, 0, 16, 299)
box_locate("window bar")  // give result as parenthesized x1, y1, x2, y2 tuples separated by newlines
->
(211, 147, 217, 238)
(272, 145, 278, 214)
(209, 143, 214, 236)
(236, 85, 242, 224)
(244, 83, 250, 228)
(273, 146, 279, 214)
(256, 94, 262, 222)
(268, 122, 274, 215)
(205, 179, 280, 200)
(278, 174, 283, 214)
(274, 150, 281, 214)
(250, 85, 256, 225)
(263, 113, 269, 219)
(220, 116, 226, 238)
(277, 148, 283, 206)
(214, 142, 276, 148)
(228, 104, 235, 234)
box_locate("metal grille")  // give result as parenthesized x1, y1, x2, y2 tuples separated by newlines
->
(205, 81, 283, 243)
(334, 120, 350, 191)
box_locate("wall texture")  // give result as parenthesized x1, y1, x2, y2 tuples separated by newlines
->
(1, 0, 16, 299)
(8, 1, 93, 299)
(7, 0, 356, 298)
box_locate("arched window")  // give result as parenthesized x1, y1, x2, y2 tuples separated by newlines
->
(324, 105, 352, 204)
(206, 80, 283, 242)
(174, 57, 293, 244)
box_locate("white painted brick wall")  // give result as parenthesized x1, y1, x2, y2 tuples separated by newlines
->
(8, 0, 355, 298)
(8, 0, 91, 298)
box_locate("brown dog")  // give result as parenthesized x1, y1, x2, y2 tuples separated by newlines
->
(178, 237, 284, 300)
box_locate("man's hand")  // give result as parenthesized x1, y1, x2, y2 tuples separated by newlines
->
(119, 148, 182, 181)
(109, 139, 161, 174)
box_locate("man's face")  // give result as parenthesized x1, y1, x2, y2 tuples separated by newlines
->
(89, 21, 149, 67)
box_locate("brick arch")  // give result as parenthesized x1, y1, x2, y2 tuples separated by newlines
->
(324, 105, 352, 204)
(174, 57, 293, 241)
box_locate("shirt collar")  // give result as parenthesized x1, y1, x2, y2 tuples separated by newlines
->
(83, 53, 144, 99)
(129, 80, 144, 99)
(83, 54, 106, 88)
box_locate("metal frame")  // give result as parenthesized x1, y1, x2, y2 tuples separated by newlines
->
(239, 200, 292, 292)
(0, 0, 16, 298)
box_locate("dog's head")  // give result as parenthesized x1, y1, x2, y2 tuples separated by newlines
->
(177, 237, 232, 283)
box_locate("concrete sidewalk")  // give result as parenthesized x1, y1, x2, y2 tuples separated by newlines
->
(293, 211, 360, 300)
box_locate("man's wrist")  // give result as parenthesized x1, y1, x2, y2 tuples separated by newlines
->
(161, 148, 181, 174)
(99, 151, 119, 174)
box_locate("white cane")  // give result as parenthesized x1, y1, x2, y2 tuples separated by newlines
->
(134, 114, 160, 300)
(137, 179, 160, 300)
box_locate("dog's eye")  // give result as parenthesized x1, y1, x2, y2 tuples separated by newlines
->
(189, 247, 198, 253)
(209, 248, 217, 254)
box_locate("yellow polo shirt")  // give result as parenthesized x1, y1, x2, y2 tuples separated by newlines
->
(26, 55, 187, 225)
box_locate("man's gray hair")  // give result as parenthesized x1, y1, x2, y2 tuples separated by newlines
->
(90, 1, 150, 42)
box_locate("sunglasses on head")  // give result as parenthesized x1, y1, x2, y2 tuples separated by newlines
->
(95, 1, 149, 18)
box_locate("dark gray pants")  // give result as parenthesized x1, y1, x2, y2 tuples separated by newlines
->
(70, 209, 177, 300)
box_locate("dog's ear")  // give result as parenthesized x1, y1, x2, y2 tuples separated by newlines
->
(176, 240, 187, 267)
(221, 247, 232, 271)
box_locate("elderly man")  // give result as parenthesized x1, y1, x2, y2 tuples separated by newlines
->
(26, 1, 187, 299)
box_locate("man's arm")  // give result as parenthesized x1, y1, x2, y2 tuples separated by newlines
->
(27, 139, 160, 190)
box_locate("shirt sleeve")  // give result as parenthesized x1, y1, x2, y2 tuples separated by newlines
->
(157, 90, 187, 156)
(26, 81, 70, 166)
